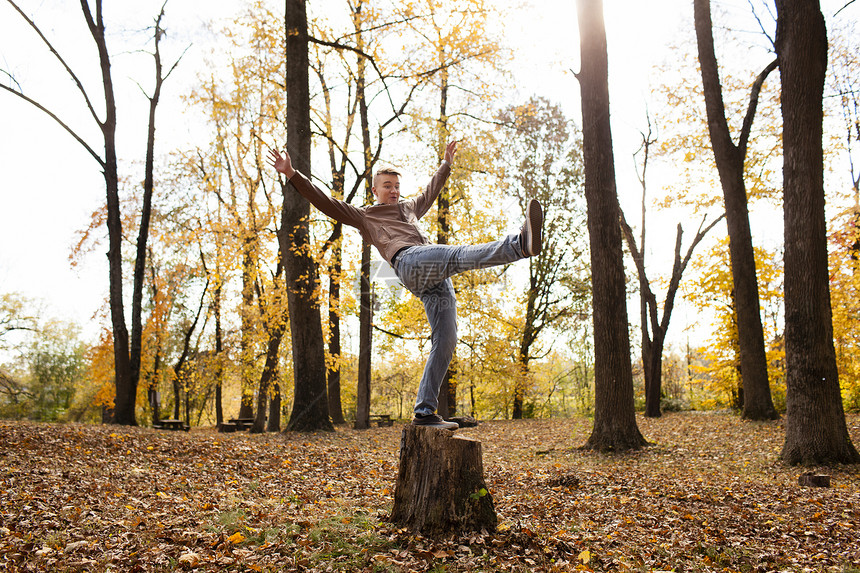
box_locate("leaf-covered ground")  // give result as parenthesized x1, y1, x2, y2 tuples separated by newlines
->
(1, 412, 858, 572)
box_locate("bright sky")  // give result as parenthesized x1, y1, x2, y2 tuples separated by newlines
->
(0, 0, 854, 347)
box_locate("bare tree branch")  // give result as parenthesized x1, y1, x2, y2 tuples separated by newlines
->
(835, 0, 857, 16)
(619, 208, 660, 333)
(739, 58, 778, 157)
(372, 323, 428, 341)
(6, 0, 103, 125)
(308, 35, 400, 116)
(0, 83, 104, 166)
(747, 0, 776, 48)
(660, 212, 726, 334)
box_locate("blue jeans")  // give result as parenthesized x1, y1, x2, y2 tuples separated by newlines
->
(392, 234, 525, 416)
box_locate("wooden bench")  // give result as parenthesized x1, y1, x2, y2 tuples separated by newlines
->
(369, 414, 394, 427)
(231, 418, 255, 430)
(153, 419, 189, 431)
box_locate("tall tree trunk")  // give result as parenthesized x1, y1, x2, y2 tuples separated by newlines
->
(354, 13, 373, 430)
(103, 127, 133, 426)
(327, 226, 346, 424)
(775, 0, 860, 465)
(639, 273, 657, 416)
(129, 8, 170, 428)
(145, 255, 167, 422)
(214, 278, 224, 427)
(81, 1, 134, 425)
(356, 241, 373, 430)
(238, 235, 256, 419)
(268, 382, 281, 432)
(435, 66, 458, 419)
(437, 366, 457, 418)
(149, 349, 161, 423)
(282, 0, 332, 432)
(576, 0, 647, 452)
(511, 362, 527, 419)
(693, 0, 778, 421)
(251, 311, 287, 433)
(316, 53, 350, 427)
(645, 330, 665, 416)
(170, 277, 208, 424)
(317, 67, 349, 425)
(172, 369, 181, 419)
(629, 127, 662, 418)
(252, 262, 287, 433)
(513, 283, 538, 419)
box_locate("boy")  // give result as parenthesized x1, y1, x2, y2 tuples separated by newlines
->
(268, 141, 542, 430)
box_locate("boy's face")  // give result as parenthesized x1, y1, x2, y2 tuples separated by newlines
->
(372, 174, 401, 204)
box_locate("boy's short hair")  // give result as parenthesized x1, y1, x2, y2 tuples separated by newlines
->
(373, 167, 401, 186)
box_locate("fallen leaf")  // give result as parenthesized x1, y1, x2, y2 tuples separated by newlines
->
(177, 551, 200, 567)
(578, 549, 591, 564)
(227, 532, 245, 544)
(64, 541, 88, 553)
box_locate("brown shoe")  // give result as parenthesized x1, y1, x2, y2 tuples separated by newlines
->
(520, 199, 543, 256)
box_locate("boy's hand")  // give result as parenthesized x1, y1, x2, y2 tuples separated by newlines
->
(267, 148, 295, 179)
(444, 140, 458, 166)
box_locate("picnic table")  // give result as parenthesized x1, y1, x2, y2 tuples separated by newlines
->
(153, 419, 189, 431)
(369, 414, 394, 427)
(218, 418, 256, 432)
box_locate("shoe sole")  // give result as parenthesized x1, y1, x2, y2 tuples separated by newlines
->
(524, 199, 543, 256)
(411, 421, 459, 430)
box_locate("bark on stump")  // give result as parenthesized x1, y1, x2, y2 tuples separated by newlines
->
(391, 425, 497, 535)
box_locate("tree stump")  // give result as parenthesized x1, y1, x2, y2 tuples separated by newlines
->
(798, 472, 831, 487)
(390, 425, 497, 535)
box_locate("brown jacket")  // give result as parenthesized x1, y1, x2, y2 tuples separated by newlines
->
(287, 162, 451, 263)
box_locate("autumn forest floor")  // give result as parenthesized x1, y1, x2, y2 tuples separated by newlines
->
(1, 412, 859, 573)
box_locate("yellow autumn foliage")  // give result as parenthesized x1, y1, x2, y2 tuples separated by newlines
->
(829, 209, 860, 411)
(685, 238, 785, 411)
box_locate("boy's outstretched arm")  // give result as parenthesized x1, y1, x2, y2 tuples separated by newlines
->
(412, 140, 458, 219)
(268, 147, 364, 229)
